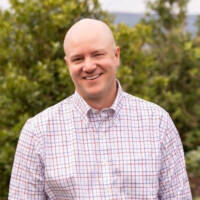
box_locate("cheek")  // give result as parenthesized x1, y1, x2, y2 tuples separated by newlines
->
(106, 57, 119, 71)
(68, 65, 81, 79)
(107, 62, 118, 74)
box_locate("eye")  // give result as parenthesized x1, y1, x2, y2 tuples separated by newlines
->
(71, 57, 83, 63)
(94, 53, 104, 57)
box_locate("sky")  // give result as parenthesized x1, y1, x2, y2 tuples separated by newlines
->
(99, 0, 200, 14)
(1, 0, 200, 14)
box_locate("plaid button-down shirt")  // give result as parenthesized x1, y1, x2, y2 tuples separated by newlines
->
(9, 82, 192, 200)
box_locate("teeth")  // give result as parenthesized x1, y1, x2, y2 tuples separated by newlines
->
(85, 74, 100, 80)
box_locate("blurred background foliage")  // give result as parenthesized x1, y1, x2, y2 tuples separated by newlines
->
(0, 0, 199, 198)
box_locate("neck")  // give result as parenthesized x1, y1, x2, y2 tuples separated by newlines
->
(83, 82, 118, 111)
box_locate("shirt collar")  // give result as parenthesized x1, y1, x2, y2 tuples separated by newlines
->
(110, 80, 124, 115)
(73, 80, 125, 124)
(73, 90, 91, 123)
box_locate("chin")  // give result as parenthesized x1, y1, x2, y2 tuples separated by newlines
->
(86, 91, 103, 99)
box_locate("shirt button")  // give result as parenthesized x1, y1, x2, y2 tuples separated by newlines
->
(106, 187, 111, 194)
(101, 111, 108, 120)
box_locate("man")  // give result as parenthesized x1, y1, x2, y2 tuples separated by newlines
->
(9, 18, 192, 199)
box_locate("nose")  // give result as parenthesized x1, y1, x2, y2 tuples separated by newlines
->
(82, 57, 96, 73)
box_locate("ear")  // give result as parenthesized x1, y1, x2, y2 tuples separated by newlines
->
(64, 56, 68, 65)
(115, 46, 120, 58)
(115, 46, 120, 67)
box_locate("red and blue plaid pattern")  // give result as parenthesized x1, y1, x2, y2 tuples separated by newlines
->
(9, 82, 192, 199)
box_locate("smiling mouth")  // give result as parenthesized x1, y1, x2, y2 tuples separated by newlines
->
(84, 73, 102, 80)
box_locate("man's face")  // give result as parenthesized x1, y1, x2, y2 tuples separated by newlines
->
(64, 26, 120, 101)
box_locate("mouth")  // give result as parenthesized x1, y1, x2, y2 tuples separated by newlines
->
(84, 73, 102, 80)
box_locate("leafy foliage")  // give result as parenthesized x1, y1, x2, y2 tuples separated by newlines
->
(0, 0, 110, 197)
(186, 148, 200, 177)
(143, 0, 200, 152)
(0, 0, 200, 198)
(115, 0, 200, 194)
(114, 0, 200, 152)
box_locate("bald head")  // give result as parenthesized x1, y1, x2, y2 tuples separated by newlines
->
(62, 18, 120, 109)
(63, 18, 116, 56)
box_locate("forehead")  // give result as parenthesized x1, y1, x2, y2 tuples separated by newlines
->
(67, 38, 111, 59)
(64, 21, 115, 55)
(70, 32, 108, 48)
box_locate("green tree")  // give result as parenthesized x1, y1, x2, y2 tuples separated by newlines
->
(142, 0, 200, 151)
(1, 0, 200, 197)
(112, 0, 200, 153)
(0, 0, 110, 197)
(146, 0, 188, 31)
(114, 0, 200, 195)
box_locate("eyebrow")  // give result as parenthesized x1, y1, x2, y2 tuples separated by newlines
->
(91, 50, 106, 54)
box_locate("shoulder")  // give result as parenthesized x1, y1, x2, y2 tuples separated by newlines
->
(25, 94, 74, 130)
(122, 92, 175, 134)
(122, 92, 179, 142)
(122, 92, 168, 118)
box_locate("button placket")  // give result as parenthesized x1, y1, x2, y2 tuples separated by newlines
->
(99, 113, 114, 198)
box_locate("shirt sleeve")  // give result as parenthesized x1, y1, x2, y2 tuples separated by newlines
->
(158, 113, 192, 200)
(8, 119, 46, 200)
